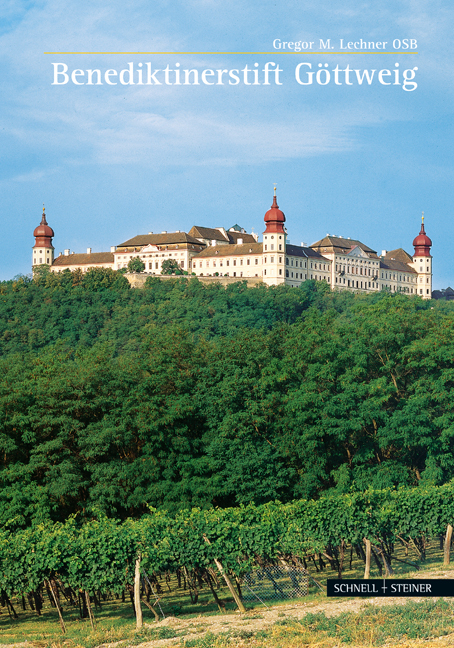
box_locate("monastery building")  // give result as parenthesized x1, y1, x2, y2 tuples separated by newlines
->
(32, 191, 433, 299)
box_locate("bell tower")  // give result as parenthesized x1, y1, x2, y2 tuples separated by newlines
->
(262, 188, 286, 286)
(33, 206, 55, 268)
(412, 213, 432, 299)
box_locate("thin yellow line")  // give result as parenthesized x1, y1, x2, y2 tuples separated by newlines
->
(43, 51, 418, 55)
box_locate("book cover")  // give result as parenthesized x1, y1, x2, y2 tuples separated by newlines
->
(1, 1, 450, 288)
(1, 3, 454, 645)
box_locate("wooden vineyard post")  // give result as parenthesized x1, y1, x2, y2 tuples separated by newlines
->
(203, 535, 246, 613)
(85, 591, 95, 629)
(134, 554, 143, 629)
(364, 539, 371, 579)
(444, 524, 453, 566)
(46, 580, 66, 634)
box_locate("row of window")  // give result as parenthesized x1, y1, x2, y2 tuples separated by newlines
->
(287, 258, 309, 268)
(382, 285, 416, 294)
(194, 258, 260, 268)
(382, 272, 415, 282)
(196, 257, 329, 270)
(336, 278, 379, 289)
(147, 261, 185, 270)
(336, 264, 377, 277)
(118, 252, 186, 260)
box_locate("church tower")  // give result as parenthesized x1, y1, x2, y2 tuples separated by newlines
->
(412, 214, 432, 299)
(33, 206, 54, 268)
(262, 190, 286, 286)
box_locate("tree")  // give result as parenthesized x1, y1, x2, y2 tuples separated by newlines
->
(127, 257, 145, 273)
(161, 259, 182, 275)
(32, 264, 51, 281)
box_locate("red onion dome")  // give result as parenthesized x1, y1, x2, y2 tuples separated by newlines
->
(264, 195, 285, 224)
(33, 208, 54, 248)
(413, 220, 432, 257)
(264, 194, 286, 233)
(34, 210, 54, 238)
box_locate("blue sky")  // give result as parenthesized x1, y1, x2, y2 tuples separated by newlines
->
(1, 0, 453, 287)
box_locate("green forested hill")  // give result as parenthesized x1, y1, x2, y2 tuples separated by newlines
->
(1, 268, 454, 528)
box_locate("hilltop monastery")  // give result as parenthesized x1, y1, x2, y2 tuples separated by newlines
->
(32, 192, 433, 299)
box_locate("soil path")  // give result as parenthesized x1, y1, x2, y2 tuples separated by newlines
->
(107, 567, 454, 648)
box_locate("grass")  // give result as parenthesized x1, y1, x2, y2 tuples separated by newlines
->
(170, 599, 454, 647)
(0, 536, 451, 647)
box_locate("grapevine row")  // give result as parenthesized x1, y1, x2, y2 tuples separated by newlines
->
(1, 483, 453, 627)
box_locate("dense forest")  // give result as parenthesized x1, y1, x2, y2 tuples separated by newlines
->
(1, 267, 454, 528)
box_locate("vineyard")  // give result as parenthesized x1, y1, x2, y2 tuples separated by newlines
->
(1, 483, 453, 635)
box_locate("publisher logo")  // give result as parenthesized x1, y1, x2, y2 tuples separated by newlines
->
(327, 579, 454, 597)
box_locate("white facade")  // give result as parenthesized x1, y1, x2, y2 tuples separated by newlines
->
(33, 198, 433, 298)
(411, 255, 433, 298)
(33, 246, 54, 267)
